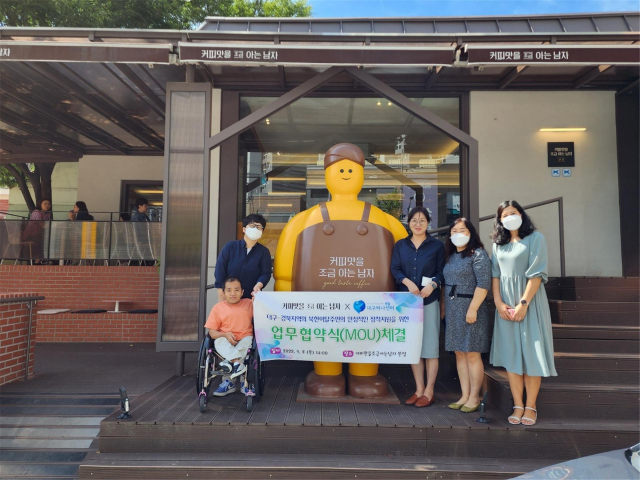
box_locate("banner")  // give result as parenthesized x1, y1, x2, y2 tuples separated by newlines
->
(253, 291, 424, 364)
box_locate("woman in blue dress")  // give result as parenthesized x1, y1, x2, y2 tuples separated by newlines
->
(490, 200, 557, 426)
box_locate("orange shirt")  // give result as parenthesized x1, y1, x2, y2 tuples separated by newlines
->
(205, 299, 253, 340)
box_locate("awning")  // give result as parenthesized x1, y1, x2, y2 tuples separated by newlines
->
(466, 44, 640, 66)
(0, 41, 173, 64)
(179, 42, 455, 67)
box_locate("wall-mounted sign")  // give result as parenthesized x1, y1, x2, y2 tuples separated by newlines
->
(551, 168, 560, 177)
(0, 41, 172, 64)
(466, 45, 640, 66)
(548, 142, 575, 167)
(179, 43, 455, 66)
(562, 168, 572, 177)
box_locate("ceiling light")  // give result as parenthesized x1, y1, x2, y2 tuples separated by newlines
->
(135, 189, 164, 194)
(387, 102, 392, 106)
(267, 203, 292, 207)
(539, 128, 586, 132)
(376, 101, 381, 106)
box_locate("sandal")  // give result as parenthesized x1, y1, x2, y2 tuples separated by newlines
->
(508, 406, 524, 425)
(522, 407, 538, 426)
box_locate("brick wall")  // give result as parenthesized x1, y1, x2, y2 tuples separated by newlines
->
(0, 266, 159, 342)
(0, 292, 38, 386)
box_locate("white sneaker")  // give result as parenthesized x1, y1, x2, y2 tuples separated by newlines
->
(230, 362, 247, 380)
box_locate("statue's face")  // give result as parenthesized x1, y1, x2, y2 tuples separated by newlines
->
(325, 159, 364, 196)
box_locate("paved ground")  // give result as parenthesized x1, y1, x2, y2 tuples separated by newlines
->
(2, 343, 197, 396)
(0, 343, 196, 479)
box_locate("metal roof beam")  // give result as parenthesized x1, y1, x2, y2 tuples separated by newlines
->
(617, 78, 640, 95)
(26, 62, 164, 151)
(499, 65, 528, 89)
(424, 66, 442, 89)
(573, 65, 612, 89)
(113, 64, 166, 117)
(0, 108, 85, 153)
(0, 66, 129, 154)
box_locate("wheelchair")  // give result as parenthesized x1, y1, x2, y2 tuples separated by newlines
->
(196, 333, 266, 413)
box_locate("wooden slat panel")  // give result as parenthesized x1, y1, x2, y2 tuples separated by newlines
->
(284, 378, 305, 426)
(266, 376, 296, 426)
(369, 404, 395, 427)
(303, 402, 321, 426)
(136, 377, 193, 424)
(321, 402, 339, 426)
(248, 376, 283, 425)
(353, 403, 376, 426)
(210, 390, 246, 425)
(337, 403, 358, 426)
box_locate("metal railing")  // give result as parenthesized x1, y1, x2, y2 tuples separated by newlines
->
(0, 295, 44, 380)
(0, 219, 161, 264)
(478, 197, 566, 277)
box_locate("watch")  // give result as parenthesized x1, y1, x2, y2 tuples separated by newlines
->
(430, 281, 438, 289)
(520, 299, 528, 306)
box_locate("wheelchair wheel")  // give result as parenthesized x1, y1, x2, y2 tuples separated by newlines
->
(246, 395, 253, 412)
(199, 394, 207, 413)
(196, 336, 210, 395)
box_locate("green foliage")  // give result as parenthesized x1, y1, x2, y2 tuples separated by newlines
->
(0, 0, 312, 29)
(375, 188, 403, 220)
(0, 165, 19, 189)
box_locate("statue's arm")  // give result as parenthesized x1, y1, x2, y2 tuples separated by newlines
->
(386, 214, 409, 242)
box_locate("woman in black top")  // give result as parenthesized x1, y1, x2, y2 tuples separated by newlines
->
(391, 207, 444, 408)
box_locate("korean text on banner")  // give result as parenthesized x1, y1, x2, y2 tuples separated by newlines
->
(253, 292, 424, 364)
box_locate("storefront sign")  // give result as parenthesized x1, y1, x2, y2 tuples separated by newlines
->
(0, 41, 172, 64)
(548, 142, 575, 167)
(179, 43, 455, 66)
(467, 45, 640, 65)
(253, 291, 424, 364)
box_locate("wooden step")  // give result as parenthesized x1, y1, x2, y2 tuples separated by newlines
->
(550, 353, 640, 384)
(551, 325, 639, 355)
(548, 300, 639, 327)
(547, 277, 639, 290)
(484, 367, 640, 422)
(78, 452, 558, 480)
(545, 286, 640, 302)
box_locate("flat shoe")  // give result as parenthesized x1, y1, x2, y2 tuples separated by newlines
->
(448, 402, 464, 410)
(521, 407, 538, 426)
(405, 393, 420, 406)
(415, 395, 434, 408)
(508, 405, 524, 425)
(460, 403, 480, 413)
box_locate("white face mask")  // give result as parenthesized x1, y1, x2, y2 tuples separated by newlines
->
(501, 214, 523, 231)
(245, 227, 263, 241)
(450, 233, 470, 247)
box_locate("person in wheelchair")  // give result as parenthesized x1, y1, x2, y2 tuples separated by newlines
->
(205, 276, 254, 396)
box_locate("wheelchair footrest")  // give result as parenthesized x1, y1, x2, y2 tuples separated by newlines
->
(210, 369, 229, 376)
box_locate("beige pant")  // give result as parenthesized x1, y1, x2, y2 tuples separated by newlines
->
(214, 335, 253, 363)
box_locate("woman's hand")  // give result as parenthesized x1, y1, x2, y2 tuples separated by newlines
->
(512, 303, 528, 322)
(420, 284, 434, 298)
(403, 279, 420, 295)
(224, 331, 238, 346)
(68, 211, 75, 220)
(497, 302, 513, 321)
(465, 307, 478, 324)
(251, 282, 264, 298)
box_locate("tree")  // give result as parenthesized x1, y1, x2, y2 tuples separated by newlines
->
(0, 163, 55, 213)
(0, 0, 312, 29)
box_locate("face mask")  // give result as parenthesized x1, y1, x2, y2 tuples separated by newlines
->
(501, 214, 523, 231)
(450, 233, 470, 247)
(245, 227, 263, 241)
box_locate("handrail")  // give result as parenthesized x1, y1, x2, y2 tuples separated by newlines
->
(0, 211, 29, 219)
(478, 197, 565, 277)
(0, 295, 45, 380)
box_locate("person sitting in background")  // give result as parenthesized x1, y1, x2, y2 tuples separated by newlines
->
(130, 198, 150, 222)
(205, 277, 254, 397)
(120, 213, 131, 222)
(69, 201, 94, 221)
(23, 198, 52, 264)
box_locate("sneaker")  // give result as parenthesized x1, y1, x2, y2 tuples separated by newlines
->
(213, 379, 236, 396)
(230, 362, 247, 380)
(218, 360, 232, 374)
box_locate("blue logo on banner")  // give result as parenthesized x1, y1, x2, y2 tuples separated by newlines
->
(551, 168, 560, 177)
(353, 300, 366, 313)
(562, 168, 572, 177)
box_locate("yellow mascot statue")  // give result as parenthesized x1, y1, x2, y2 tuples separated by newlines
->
(274, 143, 408, 398)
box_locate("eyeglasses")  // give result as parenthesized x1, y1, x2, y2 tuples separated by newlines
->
(409, 219, 428, 225)
(247, 223, 264, 231)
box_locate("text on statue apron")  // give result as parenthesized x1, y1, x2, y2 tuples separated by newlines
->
(292, 202, 396, 292)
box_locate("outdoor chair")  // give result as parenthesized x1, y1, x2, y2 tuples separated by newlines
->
(1, 221, 34, 265)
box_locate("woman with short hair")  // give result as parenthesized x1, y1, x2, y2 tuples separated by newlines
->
(443, 218, 491, 413)
(490, 200, 557, 426)
(391, 206, 444, 408)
